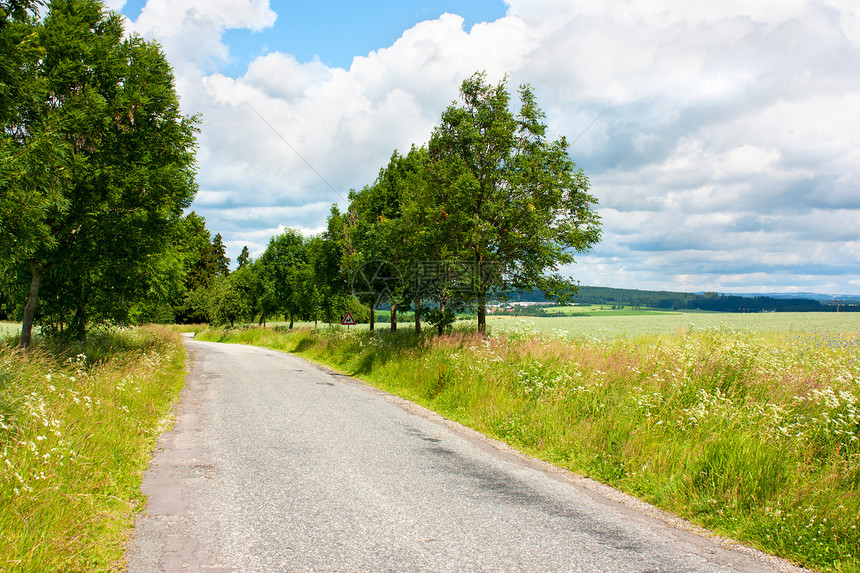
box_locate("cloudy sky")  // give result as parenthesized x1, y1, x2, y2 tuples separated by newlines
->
(107, 0, 860, 296)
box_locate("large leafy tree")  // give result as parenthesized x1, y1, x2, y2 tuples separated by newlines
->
(0, 0, 68, 326)
(427, 72, 601, 333)
(0, 0, 198, 345)
(208, 264, 257, 328)
(371, 147, 433, 333)
(344, 149, 422, 332)
(126, 219, 189, 325)
(367, 145, 464, 335)
(398, 146, 475, 335)
(170, 212, 222, 324)
(258, 228, 306, 329)
(305, 208, 352, 327)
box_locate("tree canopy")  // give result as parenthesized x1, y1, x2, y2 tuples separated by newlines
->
(0, 0, 199, 345)
(342, 72, 601, 334)
(426, 72, 601, 332)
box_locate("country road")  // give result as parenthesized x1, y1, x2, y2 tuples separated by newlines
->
(126, 337, 807, 573)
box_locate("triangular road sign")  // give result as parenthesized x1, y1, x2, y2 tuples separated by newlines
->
(341, 312, 357, 326)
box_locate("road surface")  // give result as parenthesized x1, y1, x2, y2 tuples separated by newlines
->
(126, 337, 806, 572)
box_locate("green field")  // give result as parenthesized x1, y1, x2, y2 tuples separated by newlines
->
(0, 323, 20, 338)
(536, 304, 673, 316)
(487, 311, 859, 338)
(6, 313, 854, 342)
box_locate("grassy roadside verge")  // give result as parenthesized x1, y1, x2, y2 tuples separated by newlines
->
(198, 324, 860, 572)
(0, 325, 187, 572)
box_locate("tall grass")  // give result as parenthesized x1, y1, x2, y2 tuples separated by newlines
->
(198, 323, 860, 572)
(0, 325, 187, 572)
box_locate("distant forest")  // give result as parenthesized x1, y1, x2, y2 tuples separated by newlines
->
(505, 286, 860, 313)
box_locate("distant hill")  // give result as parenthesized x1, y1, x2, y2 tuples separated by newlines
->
(727, 292, 860, 303)
(498, 286, 860, 313)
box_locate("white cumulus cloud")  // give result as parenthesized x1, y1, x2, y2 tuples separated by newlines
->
(123, 0, 860, 294)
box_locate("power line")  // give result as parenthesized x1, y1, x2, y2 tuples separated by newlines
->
(571, 105, 610, 146)
(247, 104, 347, 203)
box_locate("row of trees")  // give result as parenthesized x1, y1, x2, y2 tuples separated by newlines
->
(0, 0, 362, 340)
(206, 73, 603, 336)
(342, 72, 601, 334)
(1, 0, 602, 342)
(197, 211, 366, 330)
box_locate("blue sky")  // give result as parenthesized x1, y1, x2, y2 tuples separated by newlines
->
(111, 0, 860, 296)
(221, 1, 507, 70)
(121, 0, 507, 71)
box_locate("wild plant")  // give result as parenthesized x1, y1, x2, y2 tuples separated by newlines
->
(0, 326, 187, 571)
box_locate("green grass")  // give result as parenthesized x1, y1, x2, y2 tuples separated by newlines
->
(198, 318, 860, 573)
(0, 325, 187, 571)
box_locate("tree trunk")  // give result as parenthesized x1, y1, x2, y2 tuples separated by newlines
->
(390, 302, 397, 332)
(289, 311, 294, 329)
(437, 301, 445, 336)
(259, 312, 266, 327)
(71, 305, 88, 342)
(369, 305, 375, 334)
(477, 293, 487, 335)
(20, 263, 45, 349)
(414, 297, 421, 335)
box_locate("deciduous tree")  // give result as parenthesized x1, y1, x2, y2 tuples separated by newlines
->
(427, 72, 601, 333)
(258, 228, 306, 329)
(345, 146, 431, 333)
(1, 0, 198, 345)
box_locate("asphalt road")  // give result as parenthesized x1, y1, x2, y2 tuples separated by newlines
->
(126, 337, 807, 573)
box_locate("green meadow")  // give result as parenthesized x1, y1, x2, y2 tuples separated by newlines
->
(487, 310, 858, 338)
(272, 310, 857, 339)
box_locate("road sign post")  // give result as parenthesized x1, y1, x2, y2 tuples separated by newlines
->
(341, 312, 357, 331)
